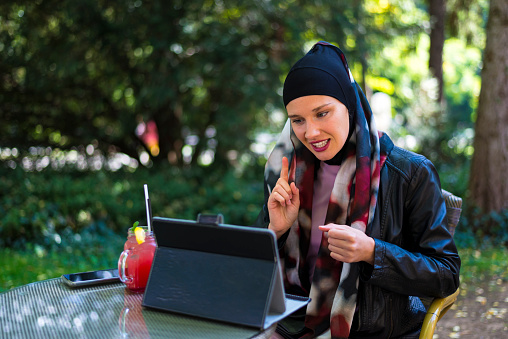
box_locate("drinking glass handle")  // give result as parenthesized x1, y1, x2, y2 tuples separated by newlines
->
(118, 250, 132, 283)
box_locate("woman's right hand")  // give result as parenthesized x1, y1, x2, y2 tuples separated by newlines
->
(267, 157, 300, 239)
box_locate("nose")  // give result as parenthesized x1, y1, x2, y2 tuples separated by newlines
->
(305, 121, 320, 139)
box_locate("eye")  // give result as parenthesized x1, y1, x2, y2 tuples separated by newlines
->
(317, 111, 329, 118)
(291, 118, 303, 125)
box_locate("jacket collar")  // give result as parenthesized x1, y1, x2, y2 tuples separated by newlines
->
(380, 132, 395, 158)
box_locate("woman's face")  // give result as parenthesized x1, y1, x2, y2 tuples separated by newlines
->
(286, 95, 350, 161)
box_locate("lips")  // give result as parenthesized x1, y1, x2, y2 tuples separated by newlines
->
(310, 139, 330, 152)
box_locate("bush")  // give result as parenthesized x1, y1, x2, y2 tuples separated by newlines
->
(0, 228, 125, 292)
(3, 160, 506, 250)
(0, 164, 264, 249)
(457, 204, 508, 248)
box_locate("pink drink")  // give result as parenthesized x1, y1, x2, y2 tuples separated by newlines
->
(118, 227, 156, 293)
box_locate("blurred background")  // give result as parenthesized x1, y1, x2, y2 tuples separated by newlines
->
(1, 0, 507, 318)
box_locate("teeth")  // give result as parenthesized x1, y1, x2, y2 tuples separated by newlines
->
(312, 140, 328, 148)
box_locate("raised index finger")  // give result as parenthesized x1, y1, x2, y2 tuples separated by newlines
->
(280, 156, 289, 182)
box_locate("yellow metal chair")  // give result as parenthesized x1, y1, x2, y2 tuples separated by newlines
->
(419, 189, 462, 339)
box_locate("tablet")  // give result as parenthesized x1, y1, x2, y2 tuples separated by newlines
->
(142, 216, 309, 329)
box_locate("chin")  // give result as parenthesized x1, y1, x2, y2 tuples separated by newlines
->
(312, 151, 334, 161)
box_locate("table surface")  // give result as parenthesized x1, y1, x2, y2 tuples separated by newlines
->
(0, 278, 275, 339)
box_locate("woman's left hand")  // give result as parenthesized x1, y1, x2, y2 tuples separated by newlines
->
(319, 224, 375, 265)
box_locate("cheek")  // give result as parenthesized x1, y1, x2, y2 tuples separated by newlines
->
(292, 126, 306, 142)
(332, 119, 349, 142)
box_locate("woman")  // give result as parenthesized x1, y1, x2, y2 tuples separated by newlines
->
(255, 41, 461, 338)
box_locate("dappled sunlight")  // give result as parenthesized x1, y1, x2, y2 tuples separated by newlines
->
(0, 146, 139, 172)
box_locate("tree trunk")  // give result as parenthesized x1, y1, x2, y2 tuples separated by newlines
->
(469, 0, 508, 213)
(428, 0, 446, 104)
(153, 103, 184, 166)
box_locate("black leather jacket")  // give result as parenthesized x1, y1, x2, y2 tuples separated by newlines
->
(255, 134, 461, 338)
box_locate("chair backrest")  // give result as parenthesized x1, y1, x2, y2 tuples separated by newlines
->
(419, 189, 463, 311)
(441, 189, 462, 237)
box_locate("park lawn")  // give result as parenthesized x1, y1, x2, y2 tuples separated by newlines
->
(1, 243, 507, 294)
(458, 246, 508, 288)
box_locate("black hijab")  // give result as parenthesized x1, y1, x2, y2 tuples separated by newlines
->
(282, 42, 357, 165)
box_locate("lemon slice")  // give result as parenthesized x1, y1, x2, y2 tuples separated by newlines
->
(134, 227, 146, 244)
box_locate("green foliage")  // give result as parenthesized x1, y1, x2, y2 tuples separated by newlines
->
(1, 0, 487, 205)
(130, 220, 139, 233)
(0, 164, 264, 249)
(0, 231, 124, 292)
(366, 33, 482, 199)
(447, 0, 489, 46)
(1, 0, 499, 270)
(457, 206, 508, 247)
(0, 0, 426, 169)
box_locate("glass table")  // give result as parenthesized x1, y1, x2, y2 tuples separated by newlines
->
(0, 278, 275, 338)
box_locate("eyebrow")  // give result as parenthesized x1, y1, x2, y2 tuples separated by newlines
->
(312, 103, 332, 112)
(288, 103, 333, 119)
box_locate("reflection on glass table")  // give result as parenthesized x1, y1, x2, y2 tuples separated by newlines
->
(0, 278, 275, 338)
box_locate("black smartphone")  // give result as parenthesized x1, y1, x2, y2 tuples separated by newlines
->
(61, 268, 120, 287)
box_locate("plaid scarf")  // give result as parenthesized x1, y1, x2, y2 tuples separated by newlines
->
(264, 43, 386, 338)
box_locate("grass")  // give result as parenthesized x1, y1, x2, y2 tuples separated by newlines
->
(457, 245, 508, 288)
(2, 240, 507, 294)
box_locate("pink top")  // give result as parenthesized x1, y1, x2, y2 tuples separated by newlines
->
(307, 161, 341, 280)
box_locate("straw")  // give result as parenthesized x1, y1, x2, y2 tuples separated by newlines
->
(144, 184, 152, 233)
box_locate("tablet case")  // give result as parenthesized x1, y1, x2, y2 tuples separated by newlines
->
(142, 216, 310, 330)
